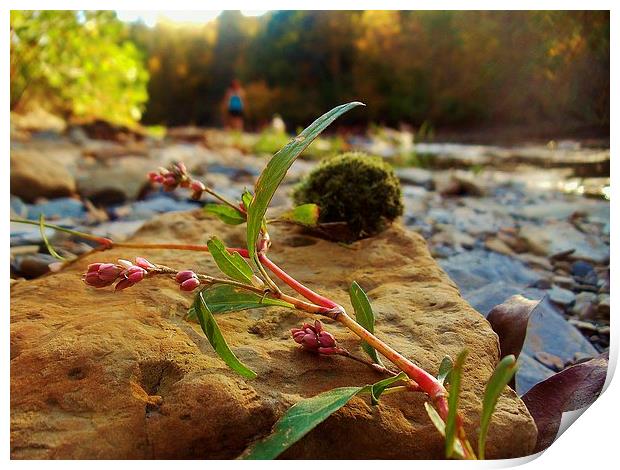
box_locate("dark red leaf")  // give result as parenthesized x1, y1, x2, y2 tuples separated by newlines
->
(521, 353, 608, 452)
(487, 294, 541, 360)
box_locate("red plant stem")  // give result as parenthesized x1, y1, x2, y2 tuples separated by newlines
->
(259, 254, 338, 309)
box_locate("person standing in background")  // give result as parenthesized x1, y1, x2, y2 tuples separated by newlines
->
(224, 79, 245, 131)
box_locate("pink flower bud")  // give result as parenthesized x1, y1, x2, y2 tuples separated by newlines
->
(115, 278, 134, 291)
(190, 180, 205, 193)
(98, 263, 123, 281)
(164, 175, 177, 187)
(301, 334, 319, 350)
(180, 278, 201, 292)
(175, 162, 187, 175)
(291, 319, 339, 354)
(175, 270, 197, 283)
(87, 263, 103, 273)
(318, 331, 336, 348)
(125, 267, 146, 284)
(135, 257, 155, 270)
(118, 259, 133, 269)
(148, 172, 164, 183)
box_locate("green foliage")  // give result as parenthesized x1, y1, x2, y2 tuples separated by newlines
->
(253, 129, 292, 156)
(242, 373, 408, 459)
(127, 11, 607, 132)
(370, 372, 408, 405)
(241, 386, 364, 459)
(187, 285, 293, 320)
(11, 11, 148, 126)
(437, 356, 454, 386)
(277, 204, 320, 226)
(247, 102, 363, 261)
(478, 355, 517, 459)
(293, 152, 404, 240)
(192, 291, 257, 379)
(204, 203, 246, 225)
(38, 215, 65, 261)
(423, 403, 466, 459)
(349, 281, 382, 365)
(207, 237, 256, 285)
(445, 350, 468, 458)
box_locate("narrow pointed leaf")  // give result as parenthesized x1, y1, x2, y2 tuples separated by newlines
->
(193, 291, 257, 379)
(207, 237, 254, 284)
(204, 203, 246, 225)
(437, 356, 453, 386)
(241, 386, 367, 459)
(424, 403, 466, 459)
(478, 355, 517, 459)
(445, 350, 468, 458)
(187, 285, 293, 319)
(247, 102, 364, 260)
(370, 372, 408, 405)
(279, 204, 320, 226)
(349, 281, 382, 365)
(39, 215, 65, 260)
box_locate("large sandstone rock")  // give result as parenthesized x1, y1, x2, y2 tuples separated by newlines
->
(11, 211, 537, 459)
(10, 149, 77, 202)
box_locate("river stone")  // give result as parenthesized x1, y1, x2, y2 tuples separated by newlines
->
(10, 211, 536, 459)
(11, 149, 77, 202)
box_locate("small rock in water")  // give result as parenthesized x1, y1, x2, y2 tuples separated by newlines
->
(551, 275, 576, 290)
(571, 292, 598, 320)
(533, 351, 565, 371)
(485, 237, 515, 256)
(547, 285, 576, 307)
(15, 253, 57, 279)
(597, 294, 610, 317)
(571, 260, 595, 278)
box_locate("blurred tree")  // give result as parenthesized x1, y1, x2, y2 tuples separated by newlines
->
(11, 10, 609, 136)
(10, 10, 148, 126)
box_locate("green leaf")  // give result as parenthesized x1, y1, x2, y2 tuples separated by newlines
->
(424, 402, 466, 459)
(241, 189, 253, 212)
(204, 203, 246, 225)
(279, 204, 320, 226)
(437, 355, 454, 386)
(241, 386, 366, 459)
(478, 355, 517, 459)
(187, 285, 294, 319)
(445, 349, 468, 458)
(370, 372, 408, 405)
(247, 102, 364, 260)
(193, 291, 257, 379)
(39, 215, 65, 260)
(349, 281, 382, 365)
(207, 237, 255, 285)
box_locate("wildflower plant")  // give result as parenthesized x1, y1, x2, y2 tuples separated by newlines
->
(14, 103, 518, 460)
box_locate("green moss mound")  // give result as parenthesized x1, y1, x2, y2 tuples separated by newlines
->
(292, 152, 403, 240)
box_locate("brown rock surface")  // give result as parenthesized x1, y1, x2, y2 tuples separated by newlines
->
(10, 149, 77, 202)
(11, 211, 537, 459)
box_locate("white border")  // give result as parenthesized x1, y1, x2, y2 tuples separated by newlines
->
(3, 2, 617, 468)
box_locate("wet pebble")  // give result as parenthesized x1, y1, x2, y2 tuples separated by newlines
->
(547, 285, 576, 307)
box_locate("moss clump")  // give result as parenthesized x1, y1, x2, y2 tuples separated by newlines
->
(292, 152, 403, 240)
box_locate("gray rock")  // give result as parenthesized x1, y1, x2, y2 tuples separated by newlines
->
(571, 292, 598, 320)
(547, 285, 576, 306)
(519, 221, 609, 264)
(396, 167, 434, 189)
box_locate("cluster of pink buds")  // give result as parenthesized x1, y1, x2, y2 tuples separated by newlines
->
(148, 162, 206, 200)
(83, 257, 156, 291)
(175, 270, 201, 292)
(291, 320, 339, 355)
